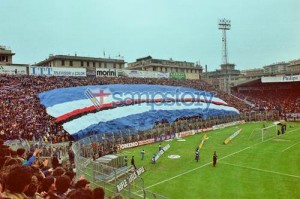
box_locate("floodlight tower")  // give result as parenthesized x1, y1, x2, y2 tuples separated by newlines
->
(218, 19, 231, 65)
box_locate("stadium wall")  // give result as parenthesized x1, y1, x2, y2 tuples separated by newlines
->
(0, 65, 201, 80)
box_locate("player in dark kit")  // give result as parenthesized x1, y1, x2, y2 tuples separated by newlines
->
(141, 149, 145, 160)
(195, 150, 199, 162)
(213, 151, 217, 167)
(152, 154, 156, 164)
(131, 156, 137, 169)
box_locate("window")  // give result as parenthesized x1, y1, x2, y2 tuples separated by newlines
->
(176, 68, 178, 72)
(113, 63, 116, 69)
(104, 63, 107, 68)
(93, 62, 95, 67)
(87, 62, 89, 67)
(61, 60, 65, 66)
(98, 62, 101, 67)
(81, 61, 84, 67)
(70, 60, 73, 66)
(119, 63, 122, 69)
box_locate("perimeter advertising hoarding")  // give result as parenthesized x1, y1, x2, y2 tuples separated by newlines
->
(119, 69, 169, 79)
(96, 68, 169, 78)
(30, 66, 86, 76)
(261, 75, 300, 83)
(116, 166, 145, 192)
(96, 68, 119, 77)
(170, 72, 186, 80)
(0, 65, 27, 75)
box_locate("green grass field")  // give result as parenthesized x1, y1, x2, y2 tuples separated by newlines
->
(117, 121, 300, 199)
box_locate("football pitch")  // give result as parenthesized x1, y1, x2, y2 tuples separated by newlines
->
(119, 121, 300, 199)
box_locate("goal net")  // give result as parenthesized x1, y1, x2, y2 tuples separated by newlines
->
(261, 123, 278, 141)
(248, 123, 278, 142)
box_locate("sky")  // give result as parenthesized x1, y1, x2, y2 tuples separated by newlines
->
(1, 0, 299, 71)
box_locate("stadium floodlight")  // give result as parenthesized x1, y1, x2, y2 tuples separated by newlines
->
(218, 18, 231, 65)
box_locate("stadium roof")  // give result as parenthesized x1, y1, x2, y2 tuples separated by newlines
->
(36, 54, 125, 65)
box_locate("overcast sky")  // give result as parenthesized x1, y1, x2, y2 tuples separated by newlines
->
(1, 0, 299, 71)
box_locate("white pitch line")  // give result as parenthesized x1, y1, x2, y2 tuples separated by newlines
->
(221, 161, 300, 179)
(144, 146, 251, 190)
(143, 127, 300, 190)
(282, 140, 300, 152)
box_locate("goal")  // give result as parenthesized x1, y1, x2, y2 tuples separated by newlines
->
(261, 123, 278, 141)
(248, 123, 278, 142)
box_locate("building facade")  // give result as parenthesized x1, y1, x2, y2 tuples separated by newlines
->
(241, 68, 265, 76)
(36, 54, 125, 69)
(287, 59, 300, 73)
(263, 62, 289, 74)
(127, 56, 202, 80)
(0, 46, 15, 65)
(203, 64, 242, 93)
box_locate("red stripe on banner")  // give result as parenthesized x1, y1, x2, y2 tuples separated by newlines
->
(55, 98, 229, 123)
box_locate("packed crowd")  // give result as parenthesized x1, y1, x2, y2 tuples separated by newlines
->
(0, 139, 115, 199)
(0, 74, 250, 143)
(232, 81, 300, 114)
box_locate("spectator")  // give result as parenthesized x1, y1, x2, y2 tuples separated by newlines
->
(67, 188, 93, 199)
(40, 176, 56, 193)
(24, 175, 42, 199)
(2, 165, 33, 198)
(51, 155, 59, 169)
(55, 175, 71, 198)
(68, 149, 75, 165)
(16, 148, 26, 163)
(92, 187, 105, 199)
(74, 179, 90, 190)
(53, 167, 66, 177)
(0, 177, 5, 194)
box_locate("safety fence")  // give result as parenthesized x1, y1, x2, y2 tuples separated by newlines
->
(72, 141, 169, 199)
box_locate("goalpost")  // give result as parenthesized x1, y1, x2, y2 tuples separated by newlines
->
(261, 123, 278, 142)
(248, 122, 279, 142)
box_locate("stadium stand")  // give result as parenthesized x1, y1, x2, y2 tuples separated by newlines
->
(232, 79, 300, 116)
(0, 74, 251, 142)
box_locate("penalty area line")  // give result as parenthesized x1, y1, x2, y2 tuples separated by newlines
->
(220, 161, 300, 179)
(143, 128, 300, 191)
(144, 146, 251, 190)
(281, 140, 300, 152)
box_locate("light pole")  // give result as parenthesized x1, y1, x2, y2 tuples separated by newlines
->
(218, 19, 231, 65)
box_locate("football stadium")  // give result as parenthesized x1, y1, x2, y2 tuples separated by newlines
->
(1, 1, 300, 199)
(1, 71, 300, 198)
